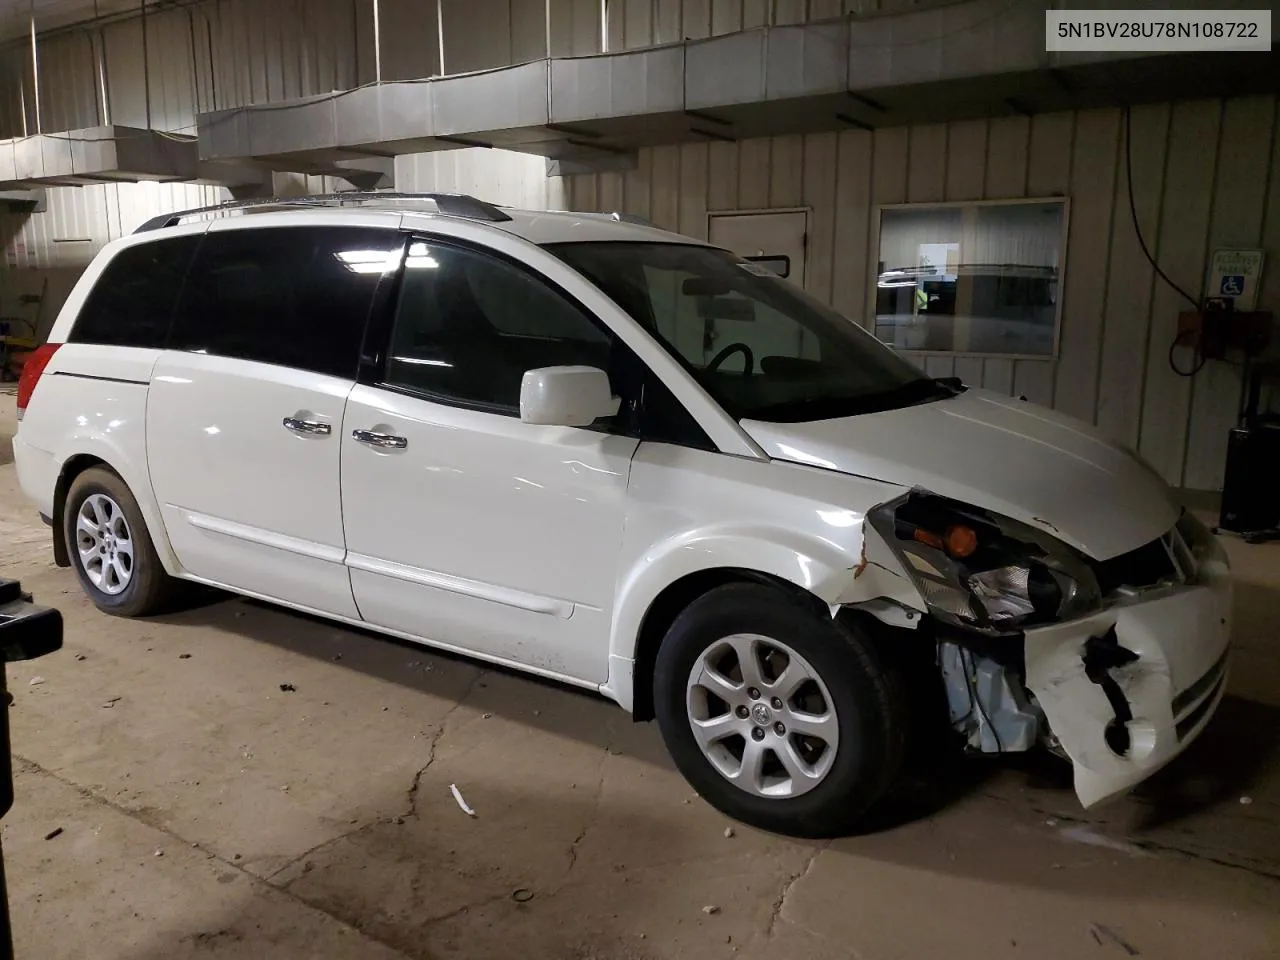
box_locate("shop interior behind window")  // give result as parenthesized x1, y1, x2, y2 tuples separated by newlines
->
(875, 200, 1067, 358)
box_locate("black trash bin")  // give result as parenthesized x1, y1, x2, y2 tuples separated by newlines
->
(0, 578, 64, 960)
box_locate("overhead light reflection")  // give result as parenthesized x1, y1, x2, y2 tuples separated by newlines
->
(563, 459, 618, 477)
(817, 509, 859, 528)
(796, 555, 815, 588)
(392, 356, 452, 367)
(405, 242, 440, 270)
(776, 444, 836, 470)
(336, 249, 399, 274)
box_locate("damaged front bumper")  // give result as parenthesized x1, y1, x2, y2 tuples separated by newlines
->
(1023, 539, 1232, 808)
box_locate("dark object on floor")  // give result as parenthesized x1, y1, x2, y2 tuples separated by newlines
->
(0, 577, 65, 960)
(42, 828, 62, 841)
(279, 683, 296, 692)
(1218, 358, 1280, 542)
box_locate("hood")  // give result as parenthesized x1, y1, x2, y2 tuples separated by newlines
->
(740, 388, 1178, 561)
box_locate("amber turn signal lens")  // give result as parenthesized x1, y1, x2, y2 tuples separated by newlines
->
(945, 524, 978, 558)
(912, 528, 943, 549)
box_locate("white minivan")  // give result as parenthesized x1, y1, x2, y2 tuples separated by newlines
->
(12, 193, 1231, 837)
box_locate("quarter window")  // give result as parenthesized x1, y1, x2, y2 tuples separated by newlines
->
(169, 226, 401, 379)
(68, 235, 200, 348)
(383, 240, 613, 412)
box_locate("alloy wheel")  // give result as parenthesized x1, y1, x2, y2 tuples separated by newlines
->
(685, 633, 840, 799)
(75, 493, 135, 596)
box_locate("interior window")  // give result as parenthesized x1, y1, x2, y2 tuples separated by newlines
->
(69, 236, 200, 348)
(169, 226, 401, 379)
(383, 240, 613, 412)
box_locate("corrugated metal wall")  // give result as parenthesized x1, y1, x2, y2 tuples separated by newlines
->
(396, 152, 565, 210)
(0, 0, 948, 133)
(0, 0, 947, 278)
(4, 1, 1276, 492)
(0, 0, 562, 328)
(601, 0, 918, 49)
(563, 95, 1280, 491)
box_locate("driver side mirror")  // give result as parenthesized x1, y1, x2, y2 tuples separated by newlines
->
(520, 366, 620, 427)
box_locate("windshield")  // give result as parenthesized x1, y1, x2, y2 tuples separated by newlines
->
(546, 242, 950, 423)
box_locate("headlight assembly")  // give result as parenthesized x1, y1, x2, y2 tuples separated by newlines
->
(867, 490, 1102, 634)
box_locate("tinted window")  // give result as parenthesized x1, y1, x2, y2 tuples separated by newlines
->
(384, 240, 612, 411)
(69, 236, 199, 348)
(169, 226, 401, 378)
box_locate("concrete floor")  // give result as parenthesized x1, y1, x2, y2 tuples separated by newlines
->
(1, 391, 1278, 960)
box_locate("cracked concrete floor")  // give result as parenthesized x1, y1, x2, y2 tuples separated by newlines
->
(1, 394, 1279, 960)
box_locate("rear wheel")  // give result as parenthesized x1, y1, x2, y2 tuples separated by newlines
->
(64, 467, 180, 617)
(654, 582, 907, 837)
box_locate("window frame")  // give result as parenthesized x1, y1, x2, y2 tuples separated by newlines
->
(871, 196, 1071, 362)
(358, 232, 716, 451)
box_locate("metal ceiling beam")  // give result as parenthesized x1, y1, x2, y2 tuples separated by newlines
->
(193, 0, 1280, 175)
(0, 125, 271, 191)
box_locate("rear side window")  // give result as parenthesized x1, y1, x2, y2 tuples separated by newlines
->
(169, 226, 401, 379)
(68, 236, 199, 348)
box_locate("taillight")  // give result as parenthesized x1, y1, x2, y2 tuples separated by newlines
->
(15, 343, 61, 420)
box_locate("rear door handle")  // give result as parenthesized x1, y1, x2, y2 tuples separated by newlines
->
(352, 429, 408, 449)
(283, 416, 332, 436)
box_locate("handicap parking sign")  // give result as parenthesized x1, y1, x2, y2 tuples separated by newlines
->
(1220, 275, 1246, 297)
(1209, 250, 1264, 310)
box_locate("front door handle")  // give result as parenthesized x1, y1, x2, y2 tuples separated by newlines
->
(352, 429, 408, 449)
(283, 416, 332, 436)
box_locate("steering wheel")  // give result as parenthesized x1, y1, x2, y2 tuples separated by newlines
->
(706, 342, 755, 376)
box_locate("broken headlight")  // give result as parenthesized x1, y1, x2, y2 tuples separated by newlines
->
(868, 490, 1102, 634)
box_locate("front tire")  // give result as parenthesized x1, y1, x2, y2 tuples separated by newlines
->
(653, 582, 906, 838)
(64, 467, 179, 617)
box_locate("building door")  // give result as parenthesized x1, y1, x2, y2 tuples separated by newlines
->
(707, 211, 812, 366)
(708, 211, 808, 284)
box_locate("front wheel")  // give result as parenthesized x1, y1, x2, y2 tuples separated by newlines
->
(653, 582, 907, 837)
(64, 466, 181, 617)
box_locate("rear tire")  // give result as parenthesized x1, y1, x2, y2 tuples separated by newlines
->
(653, 582, 907, 838)
(64, 467, 180, 617)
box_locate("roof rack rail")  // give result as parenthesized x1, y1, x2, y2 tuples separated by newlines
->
(574, 210, 659, 228)
(133, 192, 513, 234)
(607, 211, 658, 228)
